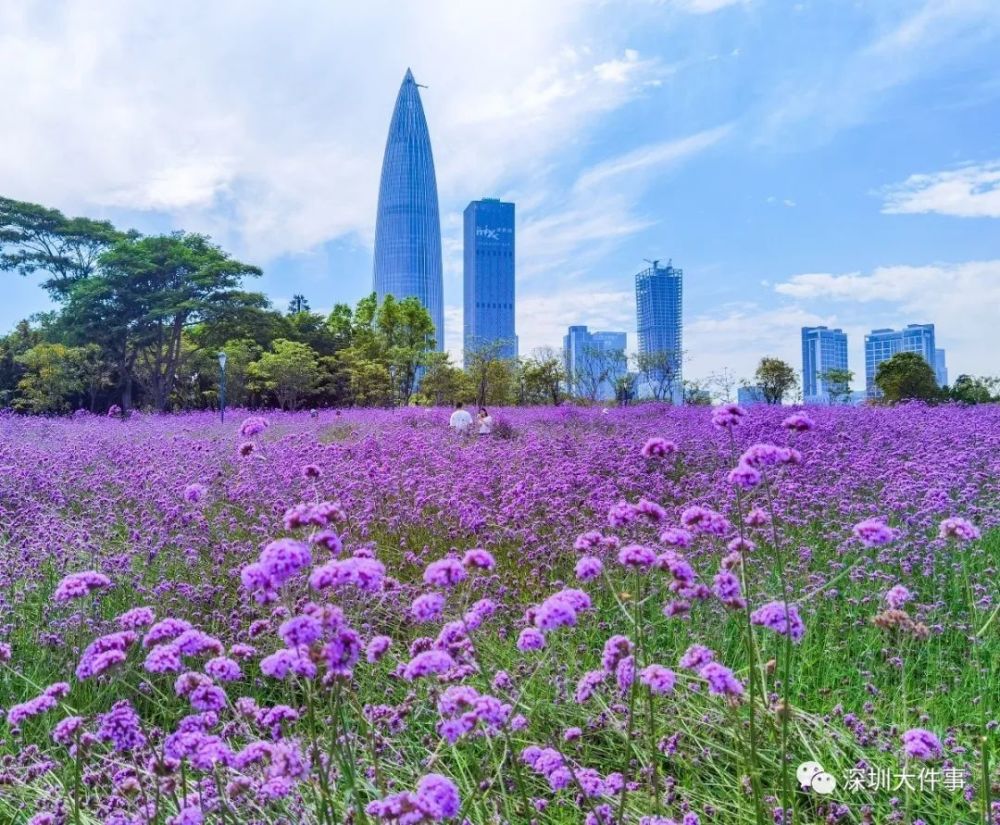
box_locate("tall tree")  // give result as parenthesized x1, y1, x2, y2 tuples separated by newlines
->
(418, 352, 468, 406)
(14, 342, 83, 413)
(635, 350, 683, 403)
(376, 294, 436, 406)
(819, 367, 854, 405)
(949, 374, 999, 404)
(466, 341, 516, 407)
(325, 303, 355, 350)
(521, 347, 565, 405)
(73, 343, 114, 412)
(874, 352, 940, 403)
(683, 379, 713, 406)
(708, 367, 738, 403)
(215, 339, 262, 408)
(754, 357, 798, 405)
(0, 319, 45, 407)
(287, 294, 311, 315)
(63, 233, 263, 411)
(615, 373, 637, 406)
(248, 339, 322, 410)
(572, 345, 626, 402)
(0, 197, 124, 298)
(286, 310, 342, 357)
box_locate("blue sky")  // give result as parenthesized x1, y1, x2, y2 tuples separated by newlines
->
(2, 0, 998, 385)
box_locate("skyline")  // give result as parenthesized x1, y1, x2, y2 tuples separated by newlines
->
(1, 1, 999, 386)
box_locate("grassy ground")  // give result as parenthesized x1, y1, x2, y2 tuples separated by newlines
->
(2, 517, 996, 823)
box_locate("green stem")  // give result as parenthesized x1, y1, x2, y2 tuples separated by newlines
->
(763, 473, 795, 825)
(728, 430, 767, 825)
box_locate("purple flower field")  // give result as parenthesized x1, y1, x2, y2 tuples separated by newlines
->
(0, 403, 998, 824)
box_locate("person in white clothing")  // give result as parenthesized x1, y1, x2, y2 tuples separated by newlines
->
(449, 402, 473, 434)
(477, 407, 493, 435)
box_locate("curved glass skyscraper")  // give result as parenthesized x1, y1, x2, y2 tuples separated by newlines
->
(373, 69, 444, 351)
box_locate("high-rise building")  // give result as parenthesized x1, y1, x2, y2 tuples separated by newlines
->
(635, 260, 683, 403)
(801, 326, 849, 403)
(934, 349, 948, 388)
(864, 324, 936, 398)
(463, 199, 516, 361)
(563, 325, 627, 401)
(373, 69, 444, 351)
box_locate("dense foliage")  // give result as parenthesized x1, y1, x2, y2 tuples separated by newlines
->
(0, 403, 997, 824)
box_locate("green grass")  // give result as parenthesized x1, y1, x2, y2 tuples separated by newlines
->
(1, 506, 997, 824)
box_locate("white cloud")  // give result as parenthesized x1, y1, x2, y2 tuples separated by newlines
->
(774, 260, 1000, 377)
(0, 0, 664, 264)
(517, 287, 636, 355)
(668, 0, 749, 14)
(881, 161, 1000, 218)
(685, 304, 834, 383)
(517, 195, 656, 284)
(573, 125, 731, 191)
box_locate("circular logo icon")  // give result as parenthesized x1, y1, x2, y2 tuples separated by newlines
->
(796, 761, 823, 788)
(796, 761, 837, 795)
(811, 771, 837, 795)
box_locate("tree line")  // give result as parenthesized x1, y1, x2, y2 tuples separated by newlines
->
(0, 197, 578, 413)
(748, 353, 999, 405)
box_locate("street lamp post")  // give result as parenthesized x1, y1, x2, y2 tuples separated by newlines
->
(218, 352, 228, 424)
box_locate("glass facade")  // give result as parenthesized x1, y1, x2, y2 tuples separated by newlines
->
(864, 324, 936, 398)
(934, 349, 948, 388)
(801, 326, 849, 402)
(563, 325, 627, 400)
(635, 260, 683, 403)
(373, 69, 444, 351)
(463, 199, 516, 361)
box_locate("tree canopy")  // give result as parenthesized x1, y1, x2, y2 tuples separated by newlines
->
(874, 352, 940, 403)
(0, 196, 125, 299)
(754, 357, 798, 405)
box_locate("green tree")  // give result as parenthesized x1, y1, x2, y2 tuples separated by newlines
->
(287, 294, 311, 315)
(949, 374, 998, 404)
(286, 310, 342, 357)
(754, 357, 798, 405)
(571, 345, 626, 402)
(683, 379, 713, 406)
(0, 319, 45, 407)
(72, 343, 114, 412)
(819, 367, 854, 405)
(216, 339, 262, 408)
(418, 352, 468, 406)
(15, 342, 83, 413)
(0, 196, 125, 299)
(62, 233, 263, 411)
(874, 352, 940, 403)
(521, 347, 565, 405)
(336, 349, 392, 407)
(615, 373, 637, 406)
(466, 342, 516, 407)
(325, 303, 355, 351)
(189, 305, 290, 352)
(635, 350, 683, 403)
(248, 339, 322, 410)
(376, 294, 436, 406)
